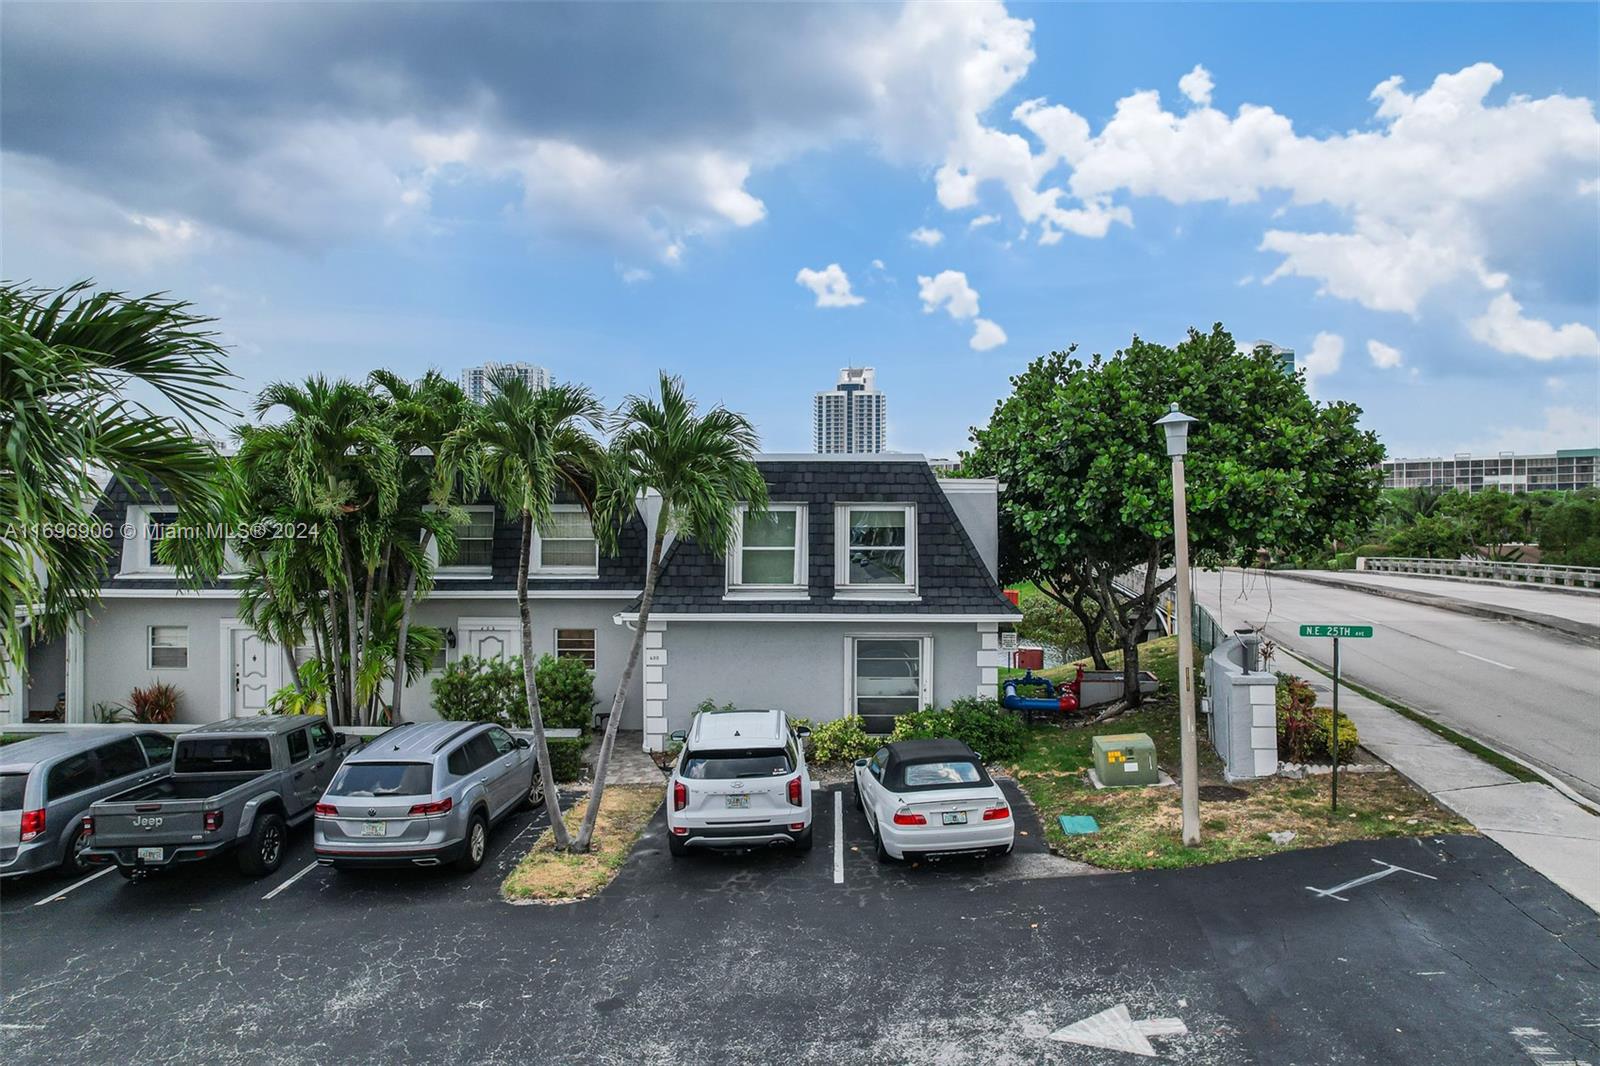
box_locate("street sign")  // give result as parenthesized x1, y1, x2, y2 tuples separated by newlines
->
(1297, 624, 1378, 812)
(1300, 624, 1373, 638)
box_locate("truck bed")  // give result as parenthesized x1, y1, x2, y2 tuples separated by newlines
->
(111, 773, 268, 804)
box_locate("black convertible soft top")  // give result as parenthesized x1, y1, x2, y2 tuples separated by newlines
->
(881, 739, 992, 792)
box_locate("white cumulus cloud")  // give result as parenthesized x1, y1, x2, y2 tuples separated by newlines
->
(918, 269, 1004, 349)
(1468, 293, 1600, 361)
(909, 226, 945, 246)
(795, 263, 865, 308)
(968, 214, 1001, 229)
(970, 317, 1007, 351)
(1367, 340, 1403, 369)
(1178, 64, 1214, 108)
(1300, 332, 1344, 396)
(1459, 405, 1600, 454)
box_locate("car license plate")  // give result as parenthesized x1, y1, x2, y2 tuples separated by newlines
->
(941, 811, 968, 826)
(724, 795, 750, 809)
(136, 847, 163, 863)
(361, 821, 386, 837)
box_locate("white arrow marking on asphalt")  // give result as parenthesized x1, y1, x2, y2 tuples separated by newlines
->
(1307, 859, 1437, 902)
(1047, 1003, 1188, 1057)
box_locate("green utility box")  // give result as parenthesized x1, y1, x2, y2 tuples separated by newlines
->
(1092, 733, 1159, 787)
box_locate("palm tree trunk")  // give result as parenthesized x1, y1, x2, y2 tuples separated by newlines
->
(336, 532, 363, 726)
(390, 532, 427, 723)
(518, 510, 570, 848)
(574, 522, 665, 853)
(357, 561, 377, 724)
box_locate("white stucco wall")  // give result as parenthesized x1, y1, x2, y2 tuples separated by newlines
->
(75, 594, 643, 728)
(647, 619, 989, 746)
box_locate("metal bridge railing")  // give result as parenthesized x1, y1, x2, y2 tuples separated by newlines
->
(1359, 555, 1600, 589)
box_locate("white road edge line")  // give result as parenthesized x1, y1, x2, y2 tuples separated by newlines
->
(34, 866, 114, 906)
(1456, 649, 1515, 671)
(832, 790, 844, 885)
(262, 860, 321, 900)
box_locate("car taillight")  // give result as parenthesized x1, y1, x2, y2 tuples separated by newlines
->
(892, 810, 926, 826)
(19, 809, 44, 842)
(673, 781, 687, 811)
(81, 814, 94, 837)
(983, 805, 1011, 821)
(408, 797, 453, 816)
(203, 809, 224, 832)
(787, 776, 802, 807)
(314, 803, 338, 817)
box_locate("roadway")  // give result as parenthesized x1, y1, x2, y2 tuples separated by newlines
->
(1194, 568, 1600, 805)
(1292, 569, 1600, 626)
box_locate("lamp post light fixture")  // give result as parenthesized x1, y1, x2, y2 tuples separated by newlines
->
(1155, 402, 1202, 847)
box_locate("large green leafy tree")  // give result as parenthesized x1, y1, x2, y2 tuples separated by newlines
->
(439, 375, 610, 850)
(573, 373, 766, 853)
(1, 281, 232, 687)
(965, 326, 1385, 703)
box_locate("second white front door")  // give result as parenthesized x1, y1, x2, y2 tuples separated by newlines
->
(230, 629, 279, 717)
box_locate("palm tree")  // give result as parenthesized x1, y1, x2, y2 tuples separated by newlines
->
(0, 281, 232, 685)
(573, 373, 766, 853)
(248, 377, 400, 725)
(369, 369, 470, 721)
(439, 374, 609, 849)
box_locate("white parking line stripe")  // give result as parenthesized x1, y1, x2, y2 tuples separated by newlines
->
(262, 860, 320, 900)
(1457, 649, 1515, 671)
(832, 790, 844, 885)
(34, 866, 114, 906)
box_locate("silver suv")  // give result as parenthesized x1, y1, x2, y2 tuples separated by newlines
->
(665, 708, 812, 857)
(313, 721, 541, 872)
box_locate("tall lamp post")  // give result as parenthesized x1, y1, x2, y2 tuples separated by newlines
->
(1155, 402, 1201, 847)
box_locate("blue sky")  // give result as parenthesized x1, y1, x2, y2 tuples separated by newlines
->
(3, 2, 1597, 459)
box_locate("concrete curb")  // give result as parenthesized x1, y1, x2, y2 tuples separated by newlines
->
(1263, 569, 1600, 647)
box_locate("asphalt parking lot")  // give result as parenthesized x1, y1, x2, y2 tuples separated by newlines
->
(2, 781, 1597, 1065)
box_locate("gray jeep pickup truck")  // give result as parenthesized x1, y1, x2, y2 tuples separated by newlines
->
(84, 716, 350, 880)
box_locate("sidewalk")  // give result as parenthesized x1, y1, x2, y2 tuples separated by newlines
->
(1285, 653, 1600, 914)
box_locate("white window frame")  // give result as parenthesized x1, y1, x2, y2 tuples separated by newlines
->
(429, 505, 496, 579)
(148, 625, 189, 670)
(833, 503, 917, 599)
(554, 627, 598, 670)
(726, 503, 808, 599)
(530, 504, 600, 578)
(845, 633, 933, 724)
(119, 505, 179, 577)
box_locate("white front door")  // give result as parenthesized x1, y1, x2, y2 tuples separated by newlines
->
(458, 621, 521, 662)
(230, 629, 278, 717)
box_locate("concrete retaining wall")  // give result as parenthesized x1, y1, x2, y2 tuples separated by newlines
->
(1204, 631, 1279, 780)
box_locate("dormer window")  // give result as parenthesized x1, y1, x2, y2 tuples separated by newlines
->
(834, 504, 916, 595)
(531, 505, 599, 577)
(727, 504, 807, 595)
(118, 505, 178, 576)
(438, 505, 492, 573)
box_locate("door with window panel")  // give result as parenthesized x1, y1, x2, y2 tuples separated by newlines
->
(853, 638, 926, 735)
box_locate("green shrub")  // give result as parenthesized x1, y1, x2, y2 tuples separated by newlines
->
(1352, 542, 1392, 561)
(889, 696, 1027, 764)
(1330, 551, 1357, 570)
(696, 697, 737, 715)
(545, 737, 585, 782)
(536, 654, 595, 732)
(1275, 675, 1359, 762)
(1311, 706, 1360, 762)
(806, 717, 878, 764)
(431, 655, 528, 727)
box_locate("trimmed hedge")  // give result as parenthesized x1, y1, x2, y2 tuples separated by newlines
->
(430, 653, 594, 734)
(806, 717, 877, 764)
(889, 697, 1027, 764)
(546, 737, 585, 783)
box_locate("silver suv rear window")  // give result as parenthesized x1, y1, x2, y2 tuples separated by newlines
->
(0, 773, 26, 811)
(679, 748, 792, 780)
(328, 762, 434, 797)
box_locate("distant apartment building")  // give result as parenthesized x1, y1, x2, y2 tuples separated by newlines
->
(1380, 449, 1600, 493)
(459, 361, 552, 403)
(1239, 339, 1296, 374)
(813, 367, 887, 454)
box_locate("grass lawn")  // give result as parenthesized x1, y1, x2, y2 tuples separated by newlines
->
(1006, 635, 1472, 870)
(502, 785, 661, 902)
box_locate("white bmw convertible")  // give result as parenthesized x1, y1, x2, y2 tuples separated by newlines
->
(853, 738, 1014, 862)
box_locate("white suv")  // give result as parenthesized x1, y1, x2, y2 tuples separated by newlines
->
(665, 709, 813, 857)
